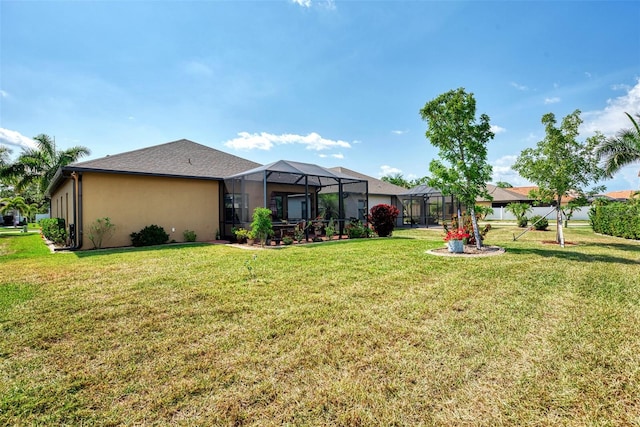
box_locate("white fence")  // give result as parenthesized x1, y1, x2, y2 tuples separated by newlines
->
(485, 206, 591, 221)
(35, 213, 50, 223)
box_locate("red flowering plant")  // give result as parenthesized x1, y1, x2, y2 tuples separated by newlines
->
(443, 227, 470, 242)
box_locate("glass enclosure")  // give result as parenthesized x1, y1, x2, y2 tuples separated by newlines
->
(223, 160, 368, 239)
(400, 185, 460, 227)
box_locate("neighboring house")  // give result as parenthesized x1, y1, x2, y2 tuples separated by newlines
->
(329, 167, 407, 224)
(477, 184, 534, 208)
(46, 139, 260, 249)
(605, 190, 638, 201)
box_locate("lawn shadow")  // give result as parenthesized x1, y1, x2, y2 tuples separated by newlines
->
(506, 245, 640, 265)
(72, 242, 212, 258)
(581, 241, 640, 253)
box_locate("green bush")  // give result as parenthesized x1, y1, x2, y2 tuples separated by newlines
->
(250, 207, 273, 247)
(529, 215, 549, 230)
(183, 229, 197, 242)
(39, 218, 67, 245)
(88, 217, 115, 249)
(345, 219, 372, 239)
(130, 224, 169, 247)
(589, 200, 640, 240)
(517, 217, 528, 228)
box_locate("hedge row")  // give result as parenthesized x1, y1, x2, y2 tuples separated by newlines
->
(589, 201, 640, 240)
(39, 218, 68, 245)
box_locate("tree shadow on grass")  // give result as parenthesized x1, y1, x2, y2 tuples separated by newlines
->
(72, 242, 211, 258)
(506, 245, 640, 265)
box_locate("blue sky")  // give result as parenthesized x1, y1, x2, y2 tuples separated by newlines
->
(1, 0, 639, 192)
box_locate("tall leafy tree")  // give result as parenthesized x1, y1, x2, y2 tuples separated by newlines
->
(0, 134, 90, 195)
(596, 112, 640, 178)
(0, 145, 11, 168)
(420, 88, 494, 249)
(513, 110, 605, 246)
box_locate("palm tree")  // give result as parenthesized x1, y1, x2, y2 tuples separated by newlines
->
(0, 145, 11, 166)
(0, 134, 90, 194)
(1, 196, 28, 226)
(596, 112, 640, 178)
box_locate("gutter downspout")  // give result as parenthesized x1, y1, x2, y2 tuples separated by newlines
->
(76, 172, 83, 250)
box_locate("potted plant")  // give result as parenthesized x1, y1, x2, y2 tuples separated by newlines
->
(444, 227, 470, 253)
(233, 227, 249, 244)
(247, 230, 257, 245)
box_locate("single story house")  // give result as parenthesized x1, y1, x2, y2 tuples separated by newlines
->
(46, 139, 260, 249)
(46, 139, 370, 249)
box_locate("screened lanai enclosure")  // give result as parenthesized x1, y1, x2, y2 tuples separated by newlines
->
(400, 184, 461, 227)
(223, 160, 368, 240)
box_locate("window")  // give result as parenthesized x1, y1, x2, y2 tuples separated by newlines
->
(224, 193, 249, 223)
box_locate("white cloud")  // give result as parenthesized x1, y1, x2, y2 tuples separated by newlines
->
(331, 153, 344, 159)
(223, 131, 352, 151)
(0, 90, 8, 98)
(320, 0, 336, 10)
(490, 125, 506, 134)
(611, 83, 631, 91)
(510, 82, 528, 91)
(582, 78, 640, 137)
(379, 165, 402, 178)
(544, 97, 561, 104)
(292, 0, 336, 10)
(391, 129, 408, 135)
(292, 0, 311, 7)
(0, 128, 37, 151)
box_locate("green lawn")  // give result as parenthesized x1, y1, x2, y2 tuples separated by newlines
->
(1, 226, 639, 425)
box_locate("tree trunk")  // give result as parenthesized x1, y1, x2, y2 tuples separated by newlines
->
(469, 205, 483, 250)
(556, 196, 565, 248)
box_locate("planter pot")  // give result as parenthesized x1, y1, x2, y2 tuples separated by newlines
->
(447, 239, 464, 253)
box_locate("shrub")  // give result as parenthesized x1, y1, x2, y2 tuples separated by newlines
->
(250, 207, 273, 247)
(447, 211, 491, 245)
(589, 200, 640, 240)
(368, 204, 400, 237)
(39, 218, 67, 245)
(88, 217, 115, 249)
(183, 229, 197, 242)
(130, 224, 169, 247)
(232, 227, 249, 243)
(294, 224, 305, 243)
(345, 219, 372, 239)
(529, 215, 549, 230)
(282, 236, 294, 245)
(325, 218, 336, 240)
(506, 202, 532, 227)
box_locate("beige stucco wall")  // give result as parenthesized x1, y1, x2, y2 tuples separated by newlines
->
(80, 173, 220, 248)
(50, 178, 75, 229)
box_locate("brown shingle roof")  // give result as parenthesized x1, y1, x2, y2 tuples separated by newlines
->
(329, 167, 408, 195)
(66, 139, 260, 179)
(477, 184, 534, 202)
(605, 190, 637, 200)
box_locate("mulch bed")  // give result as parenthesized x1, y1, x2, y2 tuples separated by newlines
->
(427, 245, 505, 257)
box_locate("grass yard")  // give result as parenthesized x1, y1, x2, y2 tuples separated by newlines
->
(1, 226, 639, 426)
